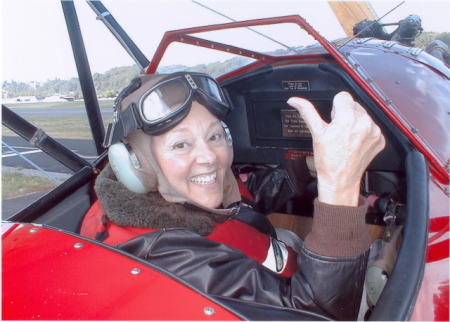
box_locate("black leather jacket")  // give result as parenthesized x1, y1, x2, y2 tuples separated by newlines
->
(114, 162, 370, 320)
(119, 229, 368, 320)
(233, 160, 314, 215)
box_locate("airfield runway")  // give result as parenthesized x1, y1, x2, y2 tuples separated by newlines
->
(2, 136, 99, 219)
(2, 106, 107, 219)
(2, 136, 99, 174)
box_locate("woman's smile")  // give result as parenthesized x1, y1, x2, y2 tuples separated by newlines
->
(189, 171, 217, 185)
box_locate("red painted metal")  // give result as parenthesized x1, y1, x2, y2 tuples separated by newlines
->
(147, 16, 304, 74)
(411, 260, 449, 321)
(410, 178, 450, 321)
(2, 224, 240, 321)
(336, 40, 450, 184)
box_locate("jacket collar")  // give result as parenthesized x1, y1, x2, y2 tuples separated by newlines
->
(95, 164, 237, 235)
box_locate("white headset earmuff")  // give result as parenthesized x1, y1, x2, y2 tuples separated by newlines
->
(108, 142, 146, 194)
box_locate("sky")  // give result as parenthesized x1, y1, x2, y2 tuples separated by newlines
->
(2, 0, 450, 84)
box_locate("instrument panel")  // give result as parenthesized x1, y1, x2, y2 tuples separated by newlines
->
(222, 63, 403, 172)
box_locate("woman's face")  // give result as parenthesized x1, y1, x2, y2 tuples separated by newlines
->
(151, 101, 231, 208)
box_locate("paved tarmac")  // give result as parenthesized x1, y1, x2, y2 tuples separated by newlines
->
(2, 136, 98, 173)
(2, 167, 72, 220)
(2, 190, 50, 220)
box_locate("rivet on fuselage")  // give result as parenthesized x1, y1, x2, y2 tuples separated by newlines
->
(204, 307, 215, 316)
(131, 268, 141, 275)
(29, 228, 39, 233)
(74, 243, 84, 249)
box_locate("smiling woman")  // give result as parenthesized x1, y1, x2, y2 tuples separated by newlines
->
(75, 70, 386, 320)
(2, 1, 449, 321)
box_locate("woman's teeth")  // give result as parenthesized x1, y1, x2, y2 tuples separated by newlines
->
(189, 172, 217, 185)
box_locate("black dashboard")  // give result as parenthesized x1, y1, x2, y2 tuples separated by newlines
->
(221, 63, 406, 173)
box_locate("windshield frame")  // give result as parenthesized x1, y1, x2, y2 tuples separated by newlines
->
(144, 14, 448, 182)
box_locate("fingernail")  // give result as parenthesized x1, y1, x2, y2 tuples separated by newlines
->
(287, 97, 301, 106)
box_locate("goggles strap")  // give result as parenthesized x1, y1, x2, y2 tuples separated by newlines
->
(103, 103, 142, 147)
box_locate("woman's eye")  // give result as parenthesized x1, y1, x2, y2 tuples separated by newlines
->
(209, 133, 222, 142)
(173, 142, 189, 150)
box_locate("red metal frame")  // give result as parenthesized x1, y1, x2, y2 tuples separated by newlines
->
(146, 15, 449, 184)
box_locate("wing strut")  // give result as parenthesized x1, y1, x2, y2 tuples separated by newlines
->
(61, 1, 106, 155)
(86, 1, 150, 72)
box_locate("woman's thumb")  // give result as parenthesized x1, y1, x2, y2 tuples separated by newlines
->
(287, 97, 325, 136)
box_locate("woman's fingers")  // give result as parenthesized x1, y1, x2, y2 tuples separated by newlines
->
(287, 92, 386, 206)
(287, 97, 326, 139)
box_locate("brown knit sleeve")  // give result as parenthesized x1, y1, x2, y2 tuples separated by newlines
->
(304, 196, 371, 257)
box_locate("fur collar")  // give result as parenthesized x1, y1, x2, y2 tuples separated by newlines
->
(95, 164, 215, 235)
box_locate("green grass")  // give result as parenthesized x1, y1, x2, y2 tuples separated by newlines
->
(2, 171, 60, 200)
(3, 116, 114, 140)
(3, 100, 114, 109)
(2, 101, 114, 139)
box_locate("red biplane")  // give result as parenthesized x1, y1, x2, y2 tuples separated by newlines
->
(2, 1, 449, 320)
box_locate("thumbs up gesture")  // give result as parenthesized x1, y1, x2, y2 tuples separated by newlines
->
(287, 92, 385, 206)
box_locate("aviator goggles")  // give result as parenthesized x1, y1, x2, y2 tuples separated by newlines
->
(103, 72, 233, 147)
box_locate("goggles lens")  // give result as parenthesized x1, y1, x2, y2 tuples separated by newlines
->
(140, 74, 226, 124)
(141, 78, 190, 123)
(194, 76, 223, 101)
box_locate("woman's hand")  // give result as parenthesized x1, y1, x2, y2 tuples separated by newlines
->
(287, 92, 385, 206)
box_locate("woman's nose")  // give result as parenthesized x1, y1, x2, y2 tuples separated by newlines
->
(194, 142, 217, 165)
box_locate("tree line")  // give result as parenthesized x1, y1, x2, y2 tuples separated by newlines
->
(2, 65, 142, 100)
(2, 56, 251, 100)
(2, 32, 448, 99)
